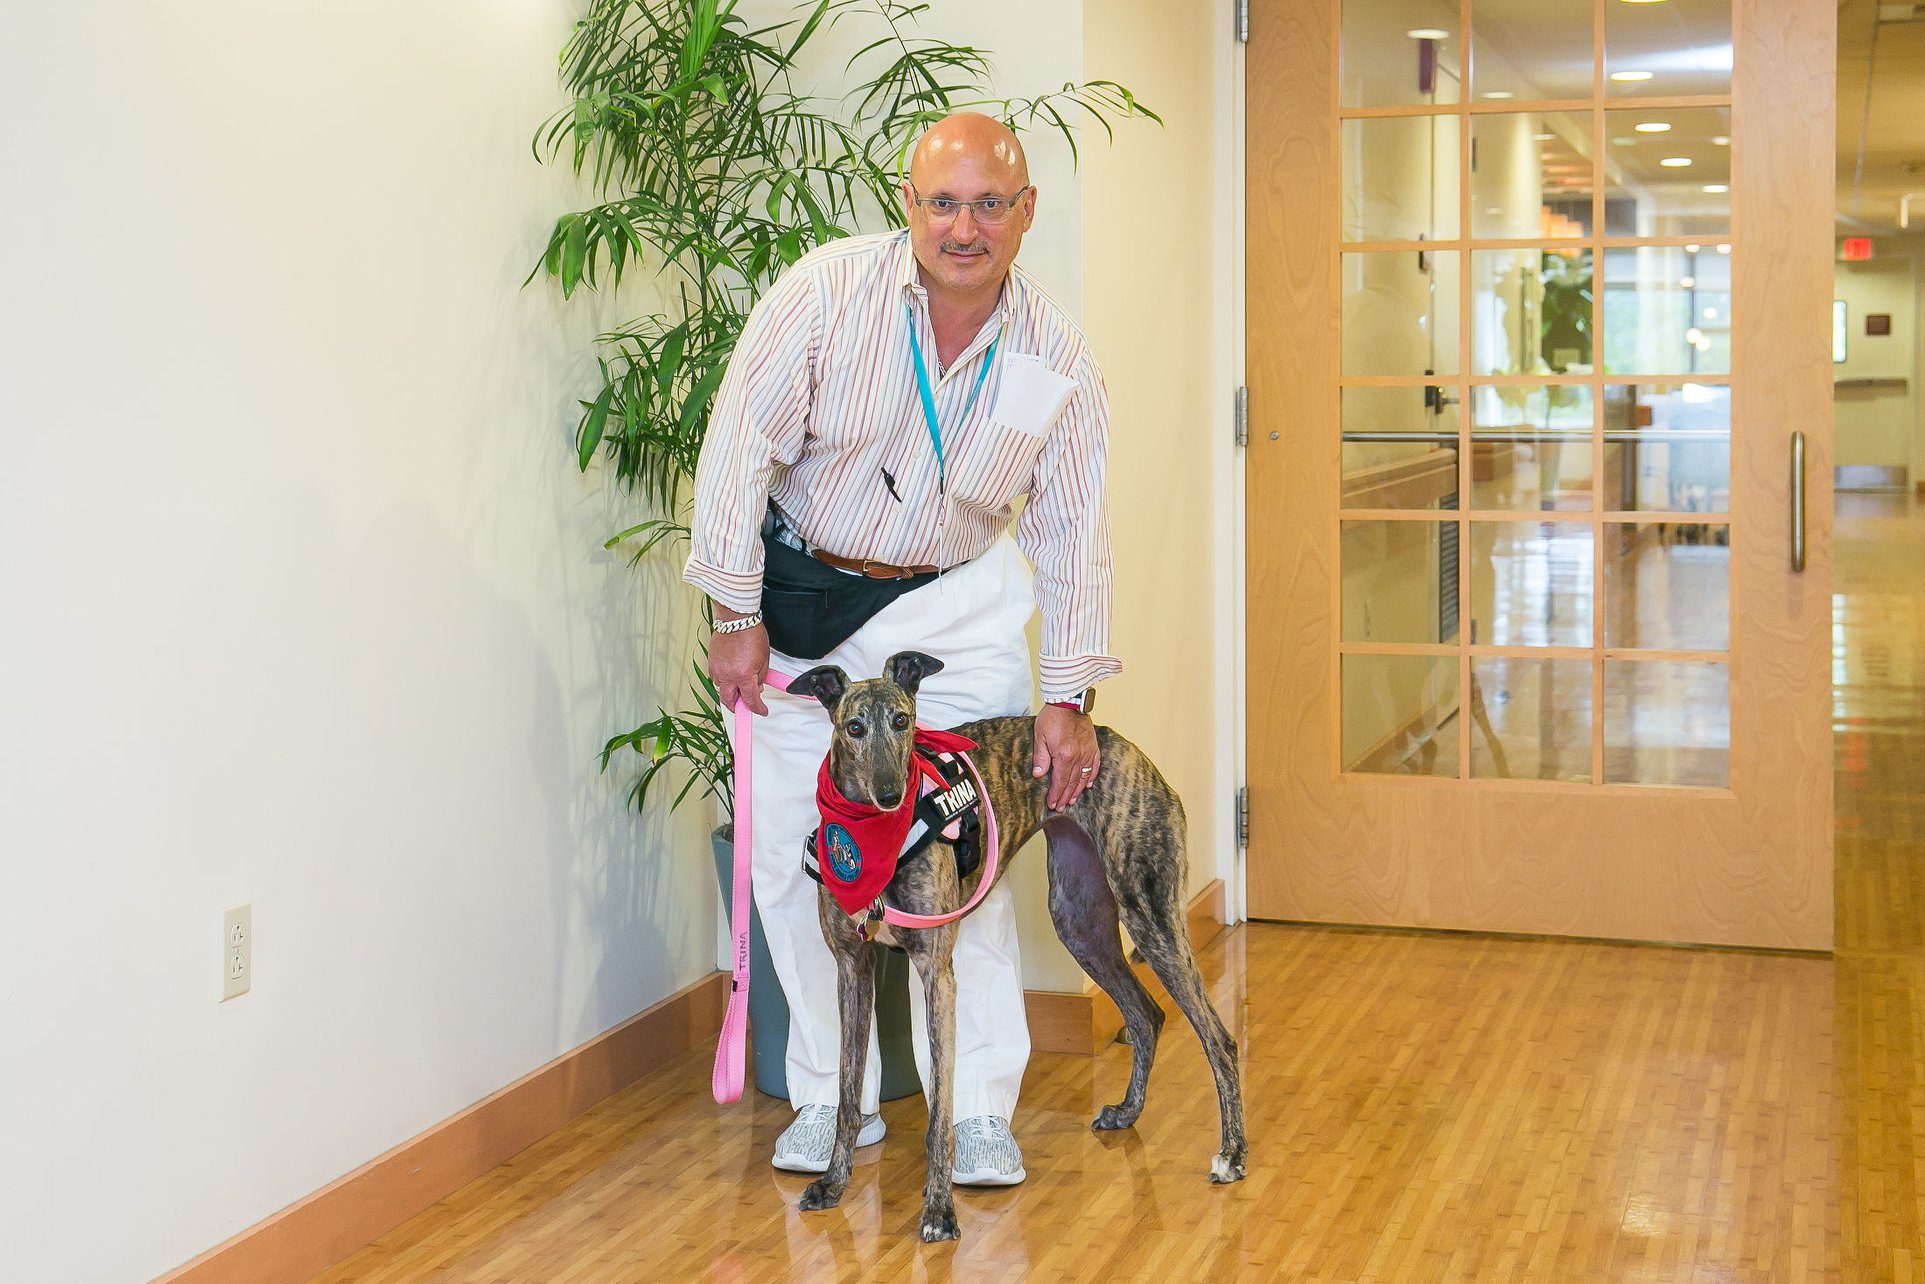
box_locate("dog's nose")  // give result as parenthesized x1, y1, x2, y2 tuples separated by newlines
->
(879, 789, 902, 809)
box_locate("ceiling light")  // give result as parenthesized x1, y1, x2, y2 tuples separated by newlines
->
(1703, 307, 1719, 319)
(1634, 122, 1672, 133)
(1407, 28, 1450, 39)
(1716, 243, 1731, 254)
(1483, 91, 1515, 99)
(1611, 70, 1656, 82)
(1534, 132, 1555, 140)
(1702, 184, 1729, 193)
(1712, 136, 1731, 145)
(1680, 276, 1696, 287)
(1686, 327, 1705, 343)
(1686, 243, 1702, 252)
(1660, 157, 1692, 167)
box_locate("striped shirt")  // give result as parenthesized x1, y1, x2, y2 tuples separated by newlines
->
(683, 230, 1119, 701)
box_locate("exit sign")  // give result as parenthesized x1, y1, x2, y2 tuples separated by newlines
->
(1842, 237, 1874, 261)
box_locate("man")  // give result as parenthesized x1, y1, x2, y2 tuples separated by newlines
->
(683, 112, 1117, 1185)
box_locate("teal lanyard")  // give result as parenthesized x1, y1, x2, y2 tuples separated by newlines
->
(904, 301, 1000, 494)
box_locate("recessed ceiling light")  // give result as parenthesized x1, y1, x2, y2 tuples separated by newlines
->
(1634, 122, 1672, 133)
(1534, 132, 1556, 140)
(1702, 184, 1729, 193)
(1483, 91, 1515, 99)
(1407, 28, 1450, 39)
(1611, 70, 1656, 82)
(1686, 243, 1702, 253)
(1680, 276, 1696, 287)
(1660, 157, 1692, 167)
(1703, 306, 1719, 319)
(1716, 243, 1731, 254)
(1712, 135, 1731, 145)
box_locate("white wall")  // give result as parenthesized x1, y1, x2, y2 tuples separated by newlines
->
(1083, 0, 1236, 899)
(0, 2, 1234, 1278)
(0, 5, 715, 1281)
(1833, 253, 1919, 478)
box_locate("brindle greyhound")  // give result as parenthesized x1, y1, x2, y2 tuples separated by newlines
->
(787, 651, 1247, 1243)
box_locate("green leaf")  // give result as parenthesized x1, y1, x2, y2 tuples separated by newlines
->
(559, 214, 587, 298)
(578, 379, 615, 470)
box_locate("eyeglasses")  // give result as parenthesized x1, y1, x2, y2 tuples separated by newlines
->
(907, 184, 1031, 226)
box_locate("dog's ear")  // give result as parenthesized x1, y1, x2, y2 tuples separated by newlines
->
(884, 651, 944, 696)
(789, 665, 849, 713)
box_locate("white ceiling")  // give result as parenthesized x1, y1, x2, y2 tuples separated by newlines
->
(1838, 0, 1925, 232)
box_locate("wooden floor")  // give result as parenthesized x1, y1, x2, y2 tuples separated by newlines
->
(319, 495, 1925, 1283)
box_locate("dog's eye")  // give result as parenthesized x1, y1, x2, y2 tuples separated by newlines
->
(891, 713, 910, 731)
(846, 720, 866, 739)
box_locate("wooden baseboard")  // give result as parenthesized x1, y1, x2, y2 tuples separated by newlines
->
(1024, 879, 1230, 1055)
(155, 970, 728, 1284)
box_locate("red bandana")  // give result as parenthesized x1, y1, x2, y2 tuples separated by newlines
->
(814, 727, 977, 916)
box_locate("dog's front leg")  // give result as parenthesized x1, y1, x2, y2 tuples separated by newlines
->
(903, 925, 961, 1242)
(799, 899, 875, 1213)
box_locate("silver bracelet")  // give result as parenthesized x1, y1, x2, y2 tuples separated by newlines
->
(712, 611, 764, 635)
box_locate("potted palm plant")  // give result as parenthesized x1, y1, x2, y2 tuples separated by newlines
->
(534, 0, 1155, 1098)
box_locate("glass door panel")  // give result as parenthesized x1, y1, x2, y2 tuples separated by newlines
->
(1334, 0, 1738, 787)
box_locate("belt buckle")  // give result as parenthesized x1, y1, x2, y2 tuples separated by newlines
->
(861, 560, 909, 580)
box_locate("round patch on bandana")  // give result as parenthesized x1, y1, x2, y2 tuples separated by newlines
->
(824, 823, 861, 882)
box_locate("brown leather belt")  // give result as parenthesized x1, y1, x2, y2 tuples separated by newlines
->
(809, 549, 939, 580)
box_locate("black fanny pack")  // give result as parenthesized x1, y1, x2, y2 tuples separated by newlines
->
(759, 519, 938, 661)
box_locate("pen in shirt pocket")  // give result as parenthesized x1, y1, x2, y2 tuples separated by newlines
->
(880, 466, 902, 502)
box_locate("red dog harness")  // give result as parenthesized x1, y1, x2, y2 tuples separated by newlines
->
(804, 727, 981, 917)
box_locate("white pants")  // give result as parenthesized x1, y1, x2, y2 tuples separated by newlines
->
(751, 536, 1035, 1123)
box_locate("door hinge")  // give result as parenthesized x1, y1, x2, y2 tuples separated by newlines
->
(1234, 0, 1249, 43)
(1235, 786, 1250, 849)
(1234, 384, 1248, 447)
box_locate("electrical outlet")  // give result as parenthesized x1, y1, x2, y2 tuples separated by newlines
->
(222, 904, 252, 1000)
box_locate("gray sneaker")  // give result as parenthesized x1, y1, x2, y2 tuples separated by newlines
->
(951, 1114, 1026, 1186)
(771, 1104, 886, 1173)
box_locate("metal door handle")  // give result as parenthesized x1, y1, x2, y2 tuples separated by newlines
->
(1790, 430, 1806, 572)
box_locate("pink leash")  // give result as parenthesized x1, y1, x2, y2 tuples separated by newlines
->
(711, 668, 1003, 1105)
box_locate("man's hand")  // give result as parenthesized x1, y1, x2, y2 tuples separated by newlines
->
(708, 605, 770, 716)
(1032, 703, 1099, 811)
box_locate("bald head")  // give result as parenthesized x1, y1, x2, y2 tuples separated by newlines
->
(902, 112, 1037, 311)
(908, 112, 1028, 190)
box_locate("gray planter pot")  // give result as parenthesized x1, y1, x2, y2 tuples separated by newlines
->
(712, 826, 920, 1102)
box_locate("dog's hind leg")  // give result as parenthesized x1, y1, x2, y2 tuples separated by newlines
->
(1043, 816, 1165, 1131)
(799, 902, 876, 1213)
(1113, 830, 1247, 1184)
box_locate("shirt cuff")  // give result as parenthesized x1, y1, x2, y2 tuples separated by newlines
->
(682, 556, 762, 614)
(1039, 654, 1122, 705)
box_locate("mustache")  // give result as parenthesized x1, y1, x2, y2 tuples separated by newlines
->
(941, 241, 989, 255)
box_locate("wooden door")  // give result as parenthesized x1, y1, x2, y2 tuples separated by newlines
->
(1245, 0, 1836, 949)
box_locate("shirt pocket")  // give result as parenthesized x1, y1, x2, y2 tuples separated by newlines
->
(987, 353, 1078, 437)
(950, 419, 1049, 513)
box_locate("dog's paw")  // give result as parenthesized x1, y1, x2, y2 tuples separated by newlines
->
(918, 1204, 961, 1243)
(1208, 1151, 1247, 1184)
(799, 1179, 844, 1211)
(1091, 1104, 1140, 1131)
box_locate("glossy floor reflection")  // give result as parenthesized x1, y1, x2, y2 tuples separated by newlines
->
(320, 496, 1925, 1282)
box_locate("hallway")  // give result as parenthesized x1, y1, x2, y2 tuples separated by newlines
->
(319, 501, 1925, 1281)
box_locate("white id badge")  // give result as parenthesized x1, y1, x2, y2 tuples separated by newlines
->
(988, 353, 1078, 437)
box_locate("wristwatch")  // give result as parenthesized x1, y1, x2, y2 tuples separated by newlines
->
(1048, 687, 1096, 716)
